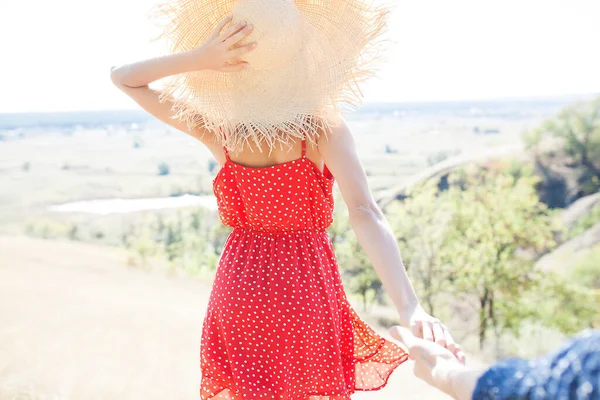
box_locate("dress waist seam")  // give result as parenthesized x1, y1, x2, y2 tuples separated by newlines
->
(231, 227, 328, 235)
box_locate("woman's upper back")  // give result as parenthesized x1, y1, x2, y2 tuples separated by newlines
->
(213, 135, 335, 233)
(215, 126, 329, 174)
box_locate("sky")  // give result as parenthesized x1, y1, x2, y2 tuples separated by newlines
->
(0, 0, 599, 113)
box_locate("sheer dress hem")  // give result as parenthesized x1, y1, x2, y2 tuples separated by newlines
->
(200, 338, 409, 400)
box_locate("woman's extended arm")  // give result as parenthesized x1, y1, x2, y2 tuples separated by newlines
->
(318, 118, 463, 359)
(110, 14, 255, 155)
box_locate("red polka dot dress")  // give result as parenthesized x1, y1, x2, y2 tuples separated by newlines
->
(206, 136, 408, 399)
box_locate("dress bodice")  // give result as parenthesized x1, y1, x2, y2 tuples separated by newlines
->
(212, 138, 335, 234)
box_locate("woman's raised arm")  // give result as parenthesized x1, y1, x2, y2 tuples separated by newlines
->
(110, 15, 256, 156)
(110, 51, 213, 144)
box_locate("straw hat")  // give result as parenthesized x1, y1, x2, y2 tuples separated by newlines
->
(149, 0, 393, 155)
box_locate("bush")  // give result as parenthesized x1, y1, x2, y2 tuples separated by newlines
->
(68, 225, 79, 240)
(570, 205, 600, 239)
(427, 149, 460, 166)
(133, 136, 144, 148)
(384, 144, 397, 154)
(208, 159, 218, 174)
(571, 247, 600, 289)
(158, 162, 170, 176)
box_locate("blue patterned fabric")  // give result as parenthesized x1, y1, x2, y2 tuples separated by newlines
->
(473, 330, 600, 399)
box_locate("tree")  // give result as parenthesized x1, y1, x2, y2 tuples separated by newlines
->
(442, 165, 558, 349)
(392, 164, 563, 350)
(534, 273, 598, 334)
(390, 180, 458, 316)
(525, 96, 600, 197)
(131, 216, 158, 269)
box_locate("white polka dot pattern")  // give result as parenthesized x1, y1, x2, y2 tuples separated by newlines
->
(205, 138, 408, 399)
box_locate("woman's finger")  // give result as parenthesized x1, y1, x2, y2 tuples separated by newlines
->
(210, 14, 233, 38)
(229, 42, 257, 58)
(432, 322, 446, 348)
(442, 326, 457, 354)
(457, 352, 466, 365)
(219, 21, 247, 43)
(453, 343, 466, 365)
(223, 24, 254, 47)
(410, 320, 422, 337)
(219, 62, 248, 72)
(421, 321, 434, 342)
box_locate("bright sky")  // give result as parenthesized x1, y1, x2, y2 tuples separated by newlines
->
(1, 0, 599, 113)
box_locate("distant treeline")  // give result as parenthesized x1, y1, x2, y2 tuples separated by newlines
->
(2, 95, 594, 130)
(0, 109, 151, 130)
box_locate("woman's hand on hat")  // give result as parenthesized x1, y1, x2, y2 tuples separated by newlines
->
(190, 14, 257, 72)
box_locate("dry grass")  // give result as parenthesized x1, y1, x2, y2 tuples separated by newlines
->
(0, 235, 464, 400)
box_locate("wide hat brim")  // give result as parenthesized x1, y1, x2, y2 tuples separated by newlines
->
(148, 0, 393, 154)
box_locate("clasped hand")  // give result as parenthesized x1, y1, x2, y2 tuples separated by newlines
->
(398, 304, 466, 364)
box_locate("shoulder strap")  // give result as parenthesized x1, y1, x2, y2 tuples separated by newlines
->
(301, 136, 306, 158)
(221, 127, 230, 161)
(223, 144, 230, 161)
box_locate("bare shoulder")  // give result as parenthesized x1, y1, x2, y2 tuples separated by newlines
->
(316, 117, 358, 167)
(316, 117, 353, 149)
(315, 117, 378, 211)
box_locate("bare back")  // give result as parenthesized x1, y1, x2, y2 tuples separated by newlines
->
(215, 131, 329, 176)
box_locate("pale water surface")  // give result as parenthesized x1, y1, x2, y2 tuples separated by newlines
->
(48, 194, 218, 215)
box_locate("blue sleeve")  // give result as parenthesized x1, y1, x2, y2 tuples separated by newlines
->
(472, 329, 600, 400)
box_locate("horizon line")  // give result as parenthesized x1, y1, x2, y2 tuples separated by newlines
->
(1, 92, 598, 116)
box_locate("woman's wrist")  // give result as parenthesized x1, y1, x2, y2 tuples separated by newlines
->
(393, 263, 421, 325)
(396, 300, 421, 326)
(177, 47, 210, 73)
(159, 50, 204, 76)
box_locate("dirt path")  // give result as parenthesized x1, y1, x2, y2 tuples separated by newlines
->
(0, 235, 451, 400)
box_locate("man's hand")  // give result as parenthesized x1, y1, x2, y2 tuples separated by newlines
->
(398, 304, 466, 363)
(390, 325, 468, 399)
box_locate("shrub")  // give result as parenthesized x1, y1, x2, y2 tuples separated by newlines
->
(133, 136, 143, 148)
(158, 162, 170, 176)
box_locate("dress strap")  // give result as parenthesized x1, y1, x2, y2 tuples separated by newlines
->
(221, 127, 230, 161)
(223, 144, 230, 161)
(301, 137, 306, 158)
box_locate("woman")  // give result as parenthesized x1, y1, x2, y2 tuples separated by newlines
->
(111, 4, 464, 399)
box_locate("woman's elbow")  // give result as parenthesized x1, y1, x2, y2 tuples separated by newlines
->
(348, 202, 384, 225)
(110, 66, 139, 89)
(110, 66, 124, 87)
